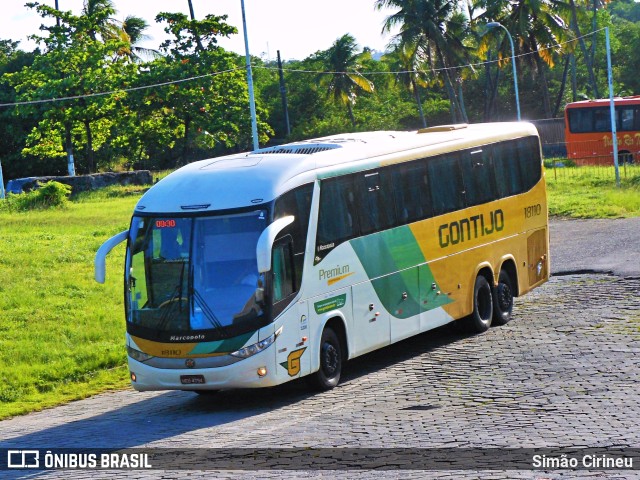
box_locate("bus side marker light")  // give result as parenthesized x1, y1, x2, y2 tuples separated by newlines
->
(130, 372, 137, 382)
(257, 367, 267, 377)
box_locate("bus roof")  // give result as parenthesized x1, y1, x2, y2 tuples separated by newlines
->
(136, 122, 539, 214)
(565, 96, 640, 109)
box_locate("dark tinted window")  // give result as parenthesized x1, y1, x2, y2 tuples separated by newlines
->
(274, 183, 313, 290)
(568, 108, 592, 133)
(316, 175, 358, 260)
(427, 154, 464, 216)
(493, 141, 523, 197)
(461, 148, 497, 206)
(517, 137, 542, 192)
(391, 161, 432, 224)
(594, 108, 611, 132)
(356, 170, 396, 235)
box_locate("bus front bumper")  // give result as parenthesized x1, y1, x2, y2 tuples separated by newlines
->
(127, 350, 280, 391)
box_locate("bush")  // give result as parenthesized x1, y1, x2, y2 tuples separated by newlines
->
(0, 181, 72, 212)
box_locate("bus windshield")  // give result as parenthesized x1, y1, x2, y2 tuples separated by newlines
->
(126, 210, 269, 340)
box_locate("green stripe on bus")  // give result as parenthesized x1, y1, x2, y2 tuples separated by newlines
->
(187, 331, 255, 355)
(350, 226, 452, 319)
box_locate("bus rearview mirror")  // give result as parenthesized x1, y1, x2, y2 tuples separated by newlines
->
(256, 216, 294, 273)
(95, 230, 129, 283)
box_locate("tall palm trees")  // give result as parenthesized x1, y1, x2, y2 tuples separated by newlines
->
(480, 0, 571, 117)
(376, 0, 472, 123)
(318, 34, 374, 128)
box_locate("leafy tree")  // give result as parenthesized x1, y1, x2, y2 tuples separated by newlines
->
(6, 3, 137, 173)
(144, 11, 272, 164)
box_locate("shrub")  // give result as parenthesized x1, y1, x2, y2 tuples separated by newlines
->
(0, 181, 72, 212)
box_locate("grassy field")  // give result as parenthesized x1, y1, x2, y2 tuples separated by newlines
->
(0, 166, 638, 420)
(545, 163, 640, 217)
(0, 187, 141, 419)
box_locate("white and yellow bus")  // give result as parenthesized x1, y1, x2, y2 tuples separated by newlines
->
(95, 122, 549, 392)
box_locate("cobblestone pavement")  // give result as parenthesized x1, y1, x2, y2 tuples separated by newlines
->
(1, 273, 639, 479)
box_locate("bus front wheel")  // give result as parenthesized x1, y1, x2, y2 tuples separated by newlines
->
(465, 275, 493, 333)
(492, 270, 514, 326)
(308, 328, 342, 391)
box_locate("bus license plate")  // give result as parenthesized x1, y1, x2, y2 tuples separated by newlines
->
(180, 375, 205, 385)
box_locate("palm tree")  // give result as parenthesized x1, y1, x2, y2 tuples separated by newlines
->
(119, 15, 160, 62)
(376, 0, 472, 123)
(384, 41, 429, 127)
(478, 0, 572, 117)
(317, 34, 375, 128)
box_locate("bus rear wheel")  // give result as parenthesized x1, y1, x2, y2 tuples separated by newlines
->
(493, 270, 514, 326)
(308, 328, 342, 391)
(619, 151, 634, 164)
(464, 275, 493, 333)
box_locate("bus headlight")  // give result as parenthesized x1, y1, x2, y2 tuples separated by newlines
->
(231, 331, 278, 359)
(128, 345, 154, 363)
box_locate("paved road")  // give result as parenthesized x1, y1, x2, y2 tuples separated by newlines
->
(1, 219, 639, 479)
(549, 217, 640, 277)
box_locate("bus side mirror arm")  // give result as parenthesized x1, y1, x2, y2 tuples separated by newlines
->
(256, 216, 294, 273)
(95, 230, 129, 284)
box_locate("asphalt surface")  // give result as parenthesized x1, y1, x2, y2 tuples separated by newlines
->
(1, 218, 639, 479)
(549, 217, 640, 277)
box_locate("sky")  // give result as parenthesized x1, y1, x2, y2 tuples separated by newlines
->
(4, 0, 399, 61)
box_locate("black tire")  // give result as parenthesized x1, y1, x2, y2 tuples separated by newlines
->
(308, 328, 342, 391)
(619, 151, 634, 164)
(493, 270, 514, 326)
(464, 275, 493, 333)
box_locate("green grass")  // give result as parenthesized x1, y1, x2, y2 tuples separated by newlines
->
(0, 187, 142, 419)
(545, 164, 640, 218)
(0, 165, 639, 420)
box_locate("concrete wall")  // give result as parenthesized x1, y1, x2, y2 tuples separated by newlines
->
(6, 171, 153, 194)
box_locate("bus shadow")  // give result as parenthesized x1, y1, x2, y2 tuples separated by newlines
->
(1, 324, 472, 451)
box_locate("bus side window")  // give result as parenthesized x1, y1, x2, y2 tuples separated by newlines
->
(272, 237, 295, 305)
(518, 137, 542, 192)
(460, 149, 497, 207)
(568, 108, 592, 133)
(316, 176, 358, 261)
(356, 170, 396, 235)
(391, 161, 431, 224)
(274, 184, 313, 290)
(619, 107, 635, 131)
(493, 141, 523, 198)
(427, 154, 465, 216)
(594, 108, 611, 132)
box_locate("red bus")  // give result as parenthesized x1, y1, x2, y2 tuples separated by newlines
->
(564, 96, 640, 165)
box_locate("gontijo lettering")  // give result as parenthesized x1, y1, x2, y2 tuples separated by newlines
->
(438, 209, 504, 248)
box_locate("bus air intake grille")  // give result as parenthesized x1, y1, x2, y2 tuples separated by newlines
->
(251, 144, 341, 156)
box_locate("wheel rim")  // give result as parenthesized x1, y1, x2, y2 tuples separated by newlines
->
(321, 342, 339, 377)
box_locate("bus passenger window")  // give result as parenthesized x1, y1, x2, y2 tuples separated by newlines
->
(518, 137, 542, 192)
(493, 142, 523, 198)
(461, 149, 497, 206)
(427, 154, 464, 216)
(356, 171, 396, 235)
(391, 162, 431, 224)
(316, 176, 358, 261)
(594, 108, 611, 132)
(568, 109, 592, 133)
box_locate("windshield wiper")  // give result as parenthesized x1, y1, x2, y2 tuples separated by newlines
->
(157, 261, 188, 331)
(191, 288, 229, 337)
